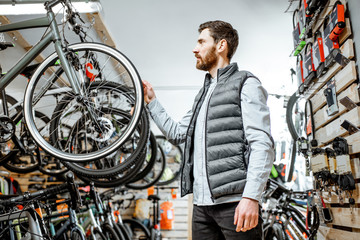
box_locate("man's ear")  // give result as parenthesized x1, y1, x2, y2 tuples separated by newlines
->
(217, 39, 228, 54)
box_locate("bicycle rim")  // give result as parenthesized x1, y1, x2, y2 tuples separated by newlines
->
(155, 135, 183, 186)
(122, 219, 151, 240)
(126, 144, 166, 190)
(24, 42, 143, 162)
(61, 102, 149, 178)
(126, 131, 158, 182)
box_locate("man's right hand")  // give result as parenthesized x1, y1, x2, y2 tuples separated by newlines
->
(142, 80, 156, 104)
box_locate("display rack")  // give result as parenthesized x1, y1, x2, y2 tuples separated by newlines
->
(291, 0, 360, 239)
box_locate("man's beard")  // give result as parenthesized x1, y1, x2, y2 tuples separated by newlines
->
(196, 46, 218, 71)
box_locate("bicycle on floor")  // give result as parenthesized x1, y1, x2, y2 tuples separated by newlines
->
(262, 179, 320, 240)
(0, 172, 85, 240)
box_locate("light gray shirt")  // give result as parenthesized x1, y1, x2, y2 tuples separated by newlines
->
(148, 76, 274, 205)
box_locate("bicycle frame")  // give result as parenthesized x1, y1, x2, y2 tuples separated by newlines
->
(0, 2, 80, 96)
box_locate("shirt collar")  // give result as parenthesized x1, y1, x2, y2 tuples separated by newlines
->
(210, 77, 217, 84)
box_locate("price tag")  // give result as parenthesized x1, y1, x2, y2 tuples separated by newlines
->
(311, 154, 329, 173)
(336, 155, 351, 174)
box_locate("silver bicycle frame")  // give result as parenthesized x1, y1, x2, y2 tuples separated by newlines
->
(0, 2, 80, 95)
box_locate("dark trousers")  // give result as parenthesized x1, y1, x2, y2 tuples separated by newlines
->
(192, 202, 263, 240)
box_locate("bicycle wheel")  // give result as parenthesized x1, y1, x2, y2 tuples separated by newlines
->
(2, 110, 49, 173)
(77, 148, 147, 187)
(155, 136, 183, 186)
(126, 144, 166, 190)
(38, 153, 68, 177)
(264, 222, 285, 240)
(102, 223, 121, 240)
(0, 94, 21, 165)
(59, 96, 149, 178)
(123, 218, 151, 240)
(117, 223, 132, 240)
(70, 228, 86, 240)
(92, 228, 106, 240)
(126, 131, 158, 183)
(285, 92, 301, 182)
(24, 42, 143, 162)
(113, 222, 127, 240)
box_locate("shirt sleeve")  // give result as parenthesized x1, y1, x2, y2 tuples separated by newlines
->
(147, 98, 192, 145)
(241, 77, 275, 202)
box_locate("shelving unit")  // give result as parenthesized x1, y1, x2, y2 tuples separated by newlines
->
(291, 0, 360, 238)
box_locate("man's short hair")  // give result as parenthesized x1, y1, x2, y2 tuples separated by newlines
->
(198, 20, 239, 61)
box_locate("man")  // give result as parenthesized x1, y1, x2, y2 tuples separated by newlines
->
(143, 20, 274, 239)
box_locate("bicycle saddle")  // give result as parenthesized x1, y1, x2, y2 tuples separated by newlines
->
(148, 194, 161, 202)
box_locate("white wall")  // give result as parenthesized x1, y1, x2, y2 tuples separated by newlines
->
(100, 0, 297, 139)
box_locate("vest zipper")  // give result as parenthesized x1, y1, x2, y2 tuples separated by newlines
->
(205, 75, 218, 203)
(180, 76, 210, 196)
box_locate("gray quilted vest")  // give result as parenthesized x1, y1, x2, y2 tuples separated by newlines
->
(180, 63, 257, 200)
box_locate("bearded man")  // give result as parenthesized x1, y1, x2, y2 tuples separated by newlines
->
(143, 20, 274, 240)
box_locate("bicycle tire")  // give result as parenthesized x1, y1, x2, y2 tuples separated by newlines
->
(127, 131, 158, 183)
(123, 218, 151, 240)
(285, 140, 297, 182)
(92, 228, 106, 240)
(264, 222, 285, 240)
(24, 42, 144, 162)
(0, 94, 22, 165)
(102, 223, 121, 240)
(70, 228, 86, 240)
(126, 144, 166, 190)
(286, 92, 300, 141)
(117, 223, 132, 240)
(77, 149, 147, 187)
(155, 135, 183, 186)
(60, 99, 149, 179)
(2, 110, 49, 173)
(113, 222, 127, 240)
(285, 92, 299, 182)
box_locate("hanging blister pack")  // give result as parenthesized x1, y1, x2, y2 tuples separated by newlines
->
(311, 148, 330, 187)
(325, 148, 338, 185)
(332, 137, 356, 211)
(303, 42, 317, 87)
(322, 15, 340, 69)
(292, 9, 302, 49)
(323, 2, 350, 69)
(318, 193, 333, 223)
(294, 1, 307, 56)
(296, 54, 305, 94)
(304, 99, 318, 147)
(302, 0, 312, 26)
(298, 137, 311, 176)
(306, 0, 329, 16)
(329, 2, 345, 41)
(312, 31, 327, 78)
(323, 78, 339, 116)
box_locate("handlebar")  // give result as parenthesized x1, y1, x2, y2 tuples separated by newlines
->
(0, 172, 80, 208)
(1, 183, 68, 206)
(44, 0, 67, 10)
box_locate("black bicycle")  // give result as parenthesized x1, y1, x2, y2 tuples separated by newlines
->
(262, 179, 320, 240)
(0, 172, 85, 240)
